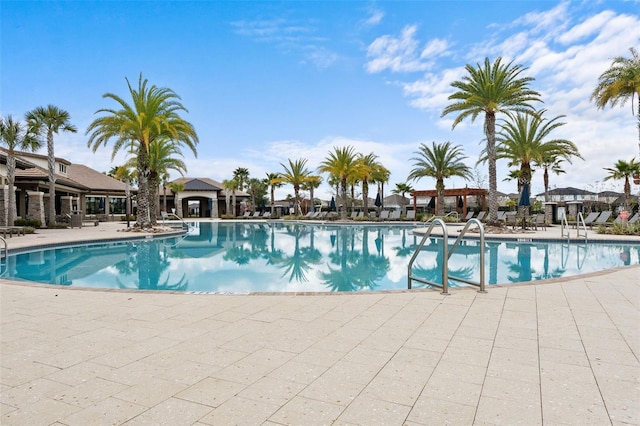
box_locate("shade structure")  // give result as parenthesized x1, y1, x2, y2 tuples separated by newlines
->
(519, 183, 531, 206)
(330, 197, 336, 211)
(374, 192, 382, 207)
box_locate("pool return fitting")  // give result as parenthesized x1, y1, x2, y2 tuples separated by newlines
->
(407, 218, 486, 294)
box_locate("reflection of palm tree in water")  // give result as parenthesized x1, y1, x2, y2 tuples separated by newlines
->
(276, 224, 322, 282)
(393, 228, 415, 258)
(533, 244, 565, 281)
(320, 226, 390, 292)
(410, 238, 474, 289)
(116, 241, 187, 290)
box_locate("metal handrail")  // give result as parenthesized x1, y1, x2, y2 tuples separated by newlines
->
(0, 236, 7, 277)
(448, 218, 486, 293)
(407, 218, 486, 294)
(560, 212, 570, 240)
(161, 212, 190, 230)
(408, 218, 449, 294)
(576, 212, 588, 242)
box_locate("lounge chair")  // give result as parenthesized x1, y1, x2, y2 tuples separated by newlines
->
(240, 211, 251, 219)
(378, 210, 390, 221)
(475, 211, 486, 222)
(581, 211, 600, 227)
(350, 211, 358, 219)
(389, 210, 401, 221)
(505, 212, 517, 229)
(369, 211, 377, 220)
(262, 212, 271, 219)
(463, 211, 474, 221)
(496, 211, 507, 222)
(357, 211, 364, 218)
(405, 210, 416, 221)
(628, 212, 639, 224)
(592, 210, 612, 227)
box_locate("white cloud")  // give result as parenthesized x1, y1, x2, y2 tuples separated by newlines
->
(365, 25, 449, 73)
(363, 8, 384, 27)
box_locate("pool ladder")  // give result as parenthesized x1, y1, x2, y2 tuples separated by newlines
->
(407, 218, 486, 294)
(560, 212, 588, 242)
(0, 236, 7, 277)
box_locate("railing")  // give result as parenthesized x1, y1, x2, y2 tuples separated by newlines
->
(560, 213, 570, 240)
(0, 236, 7, 277)
(161, 212, 191, 231)
(407, 218, 486, 294)
(576, 212, 588, 242)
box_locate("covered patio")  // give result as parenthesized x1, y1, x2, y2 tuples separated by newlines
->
(410, 187, 488, 216)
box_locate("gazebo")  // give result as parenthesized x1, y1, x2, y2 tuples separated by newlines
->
(410, 187, 488, 216)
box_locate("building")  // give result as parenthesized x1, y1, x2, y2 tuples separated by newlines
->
(161, 178, 249, 218)
(0, 148, 130, 225)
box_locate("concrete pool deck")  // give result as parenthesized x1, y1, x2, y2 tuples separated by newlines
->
(1, 221, 639, 425)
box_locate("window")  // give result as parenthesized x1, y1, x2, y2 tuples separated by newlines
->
(58, 164, 67, 173)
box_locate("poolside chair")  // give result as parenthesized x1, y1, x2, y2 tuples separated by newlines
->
(505, 212, 517, 229)
(357, 211, 364, 218)
(389, 210, 401, 221)
(350, 211, 358, 219)
(496, 211, 507, 222)
(251, 211, 262, 219)
(533, 214, 546, 231)
(240, 211, 251, 219)
(369, 211, 377, 220)
(405, 210, 416, 221)
(475, 211, 486, 222)
(628, 212, 639, 224)
(592, 210, 612, 227)
(581, 211, 600, 227)
(262, 212, 271, 219)
(378, 210, 390, 221)
(463, 211, 474, 221)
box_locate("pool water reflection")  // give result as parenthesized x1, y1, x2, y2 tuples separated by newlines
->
(5, 221, 640, 293)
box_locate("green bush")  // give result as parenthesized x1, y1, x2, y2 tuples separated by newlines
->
(596, 222, 640, 236)
(14, 218, 42, 228)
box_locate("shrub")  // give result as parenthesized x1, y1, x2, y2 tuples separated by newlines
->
(596, 223, 640, 236)
(14, 218, 42, 228)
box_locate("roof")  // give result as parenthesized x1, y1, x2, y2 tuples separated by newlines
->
(0, 147, 72, 165)
(171, 177, 249, 196)
(14, 165, 90, 190)
(66, 164, 127, 192)
(545, 186, 596, 196)
(411, 187, 488, 197)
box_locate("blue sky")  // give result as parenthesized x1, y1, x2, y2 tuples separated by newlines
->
(2, 1, 639, 200)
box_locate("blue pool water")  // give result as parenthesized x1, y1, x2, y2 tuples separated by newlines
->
(4, 221, 639, 293)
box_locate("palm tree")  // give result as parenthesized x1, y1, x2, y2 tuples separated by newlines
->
(266, 172, 282, 216)
(318, 146, 358, 220)
(26, 105, 77, 226)
(442, 57, 541, 223)
(392, 182, 414, 215)
(539, 157, 565, 202)
(301, 175, 322, 213)
(0, 115, 42, 225)
(604, 158, 640, 211)
(487, 111, 582, 209)
(222, 178, 236, 217)
(373, 164, 391, 213)
(408, 141, 472, 216)
(591, 47, 640, 145)
(356, 153, 380, 215)
(276, 158, 311, 216)
(86, 74, 198, 228)
(233, 167, 250, 192)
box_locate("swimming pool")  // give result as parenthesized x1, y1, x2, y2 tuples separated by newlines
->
(4, 221, 639, 293)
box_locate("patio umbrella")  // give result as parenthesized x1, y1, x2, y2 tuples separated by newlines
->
(428, 197, 436, 209)
(374, 192, 382, 208)
(457, 196, 463, 208)
(518, 183, 531, 206)
(330, 197, 336, 212)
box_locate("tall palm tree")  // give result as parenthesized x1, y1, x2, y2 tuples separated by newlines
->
(86, 74, 198, 228)
(539, 157, 566, 202)
(0, 115, 42, 225)
(124, 138, 188, 224)
(301, 175, 322, 213)
(392, 182, 414, 215)
(356, 153, 380, 214)
(276, 158, 311, 216)
(222, 178, 236, 217)
(604, 158, 640, 211)
(26, 105, 77, 226)
(266, 172, 282, 216)
(233, 167, 250, 192)
(373, 164, 391, 212)
(318, 146, 358, 220)
(408, 141, 472, 216)
(486, 111, 582, 209)
(591, 47, 640, 145)
(442, 57, 541, 223)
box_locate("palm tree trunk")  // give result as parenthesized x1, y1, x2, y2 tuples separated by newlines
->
(341, 179, 348, 220)
(362, 180, 369, 214)
(232, 190, 237, 217)
(47, 131, 56, 226)
(485, 111, 499, 223)
(136, 147, 150, 228)
(436, 179, 445, 216)
(544, 167, 550, 202)
(270, 187, 275, 216)
(148, 174, 159, 225)
(7, 155, 16, 226)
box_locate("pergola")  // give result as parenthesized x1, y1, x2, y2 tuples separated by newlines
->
(410, 187, 488, 216)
